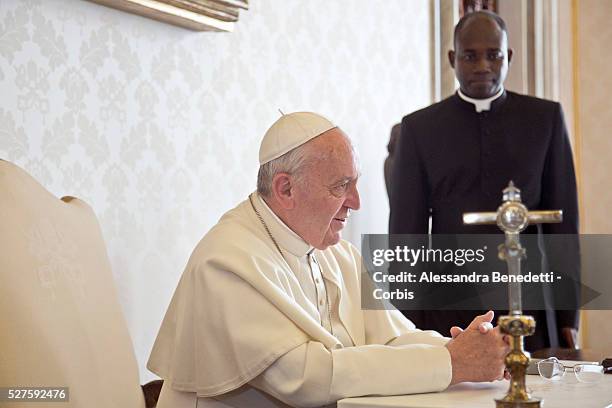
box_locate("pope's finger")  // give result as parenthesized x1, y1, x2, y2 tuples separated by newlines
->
(478, 322, 494, 333)
(450, 326, 463, 338)
(481, 310, 494, 323)
(467, 310, 494, 330)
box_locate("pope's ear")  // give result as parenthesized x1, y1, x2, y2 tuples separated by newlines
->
(271, 173, 295, 209)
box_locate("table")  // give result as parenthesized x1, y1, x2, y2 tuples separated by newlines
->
(338, 374, 612, 408)
(532, 348, 608, 363)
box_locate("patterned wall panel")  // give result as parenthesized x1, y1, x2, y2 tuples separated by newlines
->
(0, 0, 432, 381)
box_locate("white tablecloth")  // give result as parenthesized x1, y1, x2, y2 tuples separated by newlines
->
(339, 374, 612, 408)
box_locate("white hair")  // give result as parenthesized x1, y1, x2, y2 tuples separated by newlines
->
(256, 143, 313, 197)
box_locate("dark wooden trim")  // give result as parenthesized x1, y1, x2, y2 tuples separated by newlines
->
(142, 379, 164, 408)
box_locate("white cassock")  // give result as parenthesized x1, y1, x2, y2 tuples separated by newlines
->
(148, 193, 452, 408)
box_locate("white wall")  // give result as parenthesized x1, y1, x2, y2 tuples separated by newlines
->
(0, 0, 433, 381)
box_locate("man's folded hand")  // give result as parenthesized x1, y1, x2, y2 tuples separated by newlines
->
(445, 311, 510, 385)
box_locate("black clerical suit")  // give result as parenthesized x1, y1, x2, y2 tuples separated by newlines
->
(388, 90, 579, 350)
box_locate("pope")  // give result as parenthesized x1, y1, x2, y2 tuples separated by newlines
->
(148, 112, 509, 408)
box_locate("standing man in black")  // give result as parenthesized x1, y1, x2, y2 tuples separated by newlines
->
(388, 11, 579, 350)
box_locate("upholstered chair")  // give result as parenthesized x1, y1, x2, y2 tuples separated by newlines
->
(0, 159, 162, 407)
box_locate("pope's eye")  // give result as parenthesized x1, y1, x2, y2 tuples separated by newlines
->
(330, 182, 350, 197)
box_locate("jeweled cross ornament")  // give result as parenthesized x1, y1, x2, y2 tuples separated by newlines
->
(463, 181, 562, 408)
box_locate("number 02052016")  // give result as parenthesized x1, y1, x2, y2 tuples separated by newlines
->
(0, 387, 69, 402)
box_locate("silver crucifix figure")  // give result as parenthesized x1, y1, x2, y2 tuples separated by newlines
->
(463, 181, 562, 408)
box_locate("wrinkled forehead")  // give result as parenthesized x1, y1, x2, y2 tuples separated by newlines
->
(306, 128, 360, 177)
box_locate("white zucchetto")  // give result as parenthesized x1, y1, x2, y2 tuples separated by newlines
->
(259, 112, 336, 165)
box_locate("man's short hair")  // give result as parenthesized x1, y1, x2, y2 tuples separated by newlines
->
(256, 144, 311, 197)
(453, 11, 508, 47)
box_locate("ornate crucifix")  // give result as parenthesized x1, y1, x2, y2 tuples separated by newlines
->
(463, 181, 562, 408)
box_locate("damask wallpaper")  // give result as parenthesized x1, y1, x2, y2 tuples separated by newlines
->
(0, 0, 433, 380)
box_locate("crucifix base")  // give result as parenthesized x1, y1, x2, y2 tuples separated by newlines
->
(495, 315, 541, 408)
(495, 400, 541, 408)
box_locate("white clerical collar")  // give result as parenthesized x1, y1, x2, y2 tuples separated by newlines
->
(458, 87, 504, 112)
(254, 193, 313, 257)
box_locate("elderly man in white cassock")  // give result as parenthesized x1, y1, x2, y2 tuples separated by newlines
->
(148, 112, 510, 408)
